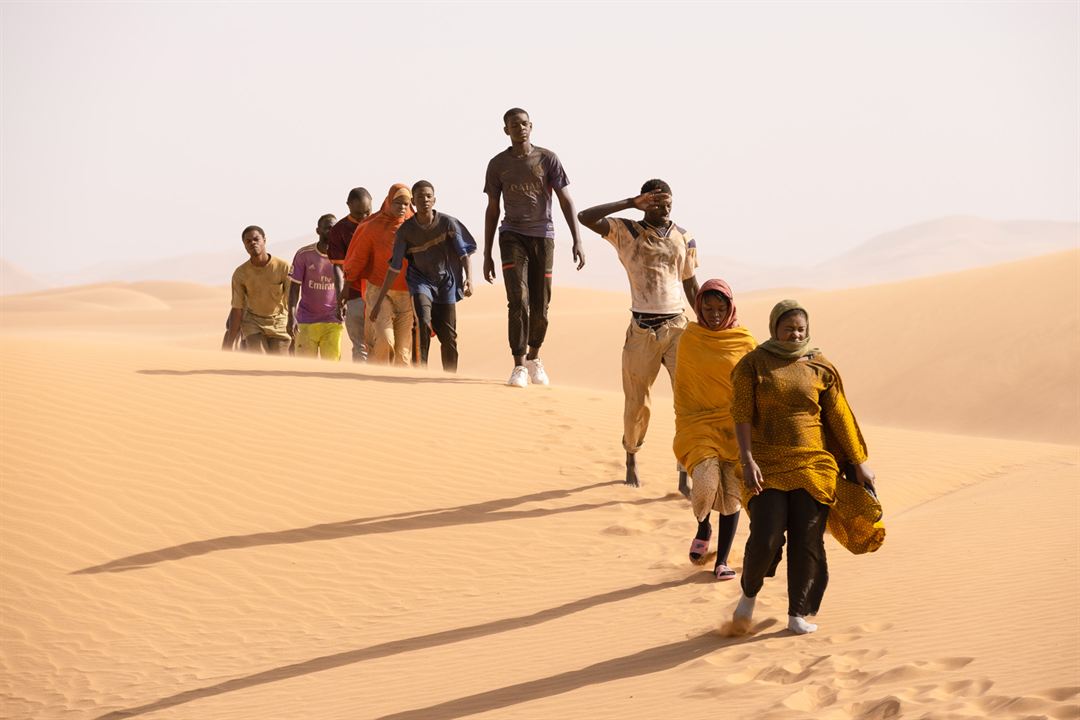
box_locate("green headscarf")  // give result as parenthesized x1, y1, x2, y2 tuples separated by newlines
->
(758, 299, 820, 359)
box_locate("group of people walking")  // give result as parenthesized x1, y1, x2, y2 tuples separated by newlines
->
(223, 107, 884, 635)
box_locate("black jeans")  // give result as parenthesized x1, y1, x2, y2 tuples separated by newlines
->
(740, 488, 830, 617)
(499, 231, 554, 358)
(412, 295, 458, 372)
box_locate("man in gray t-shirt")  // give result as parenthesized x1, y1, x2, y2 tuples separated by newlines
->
(482, 107, 586, 388)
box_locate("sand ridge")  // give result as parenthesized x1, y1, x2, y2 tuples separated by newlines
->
(1, 251, 1078, 718)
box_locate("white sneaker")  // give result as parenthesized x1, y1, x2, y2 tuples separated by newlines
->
(507, 365, 529, 388)
(525, 358, 550, 386)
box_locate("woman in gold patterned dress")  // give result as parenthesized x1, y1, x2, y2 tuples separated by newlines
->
(729, 300, 876, 635)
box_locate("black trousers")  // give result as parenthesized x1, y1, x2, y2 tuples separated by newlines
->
(499, 231, 554, 358)
(412, 295, 458, 372)
(740, 488, 829, 617)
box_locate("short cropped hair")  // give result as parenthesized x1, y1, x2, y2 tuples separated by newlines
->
(503, 107, 529, 125)
(317, 213, 336, 226)
(241, 225, 265, 239)
(412, 180, 434, 195)
(346, 187, 371, 203)
(640, 178, 672, 194)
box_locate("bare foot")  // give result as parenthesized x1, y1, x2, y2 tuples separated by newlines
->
(624, 452, 640, 487)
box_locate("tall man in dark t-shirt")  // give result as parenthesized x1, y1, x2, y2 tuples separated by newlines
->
(483, 108, 585, 388)
(326, 187, 372, 362)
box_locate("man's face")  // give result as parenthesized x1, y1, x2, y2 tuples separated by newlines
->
(242, 229, 266, 258)
(317, 215, 336, 239)
(414, 187, 435, 215)
(348, 195, 372, 220)
(504, 112, 532, 144)
(390, 196, 411, 218)
(643, 191, 672, 224)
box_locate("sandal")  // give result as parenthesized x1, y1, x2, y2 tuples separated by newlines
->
(714, 564, 736, 581)
(689, 537, 710, 564)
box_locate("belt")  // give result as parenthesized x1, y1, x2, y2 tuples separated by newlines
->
(632, 311, 682, 330)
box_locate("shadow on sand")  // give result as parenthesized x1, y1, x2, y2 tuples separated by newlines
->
(95, 577, 779, 719)
(74, 482, 677, 575)
(137, 368, 493, 385)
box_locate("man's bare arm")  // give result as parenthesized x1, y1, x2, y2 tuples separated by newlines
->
(483, 192, 501, 283)
(554, 185, 585, 270)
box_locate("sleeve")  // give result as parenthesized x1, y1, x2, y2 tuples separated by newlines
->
(230, 268, 246, 310)
(682, 231, 699, 280)
(730, 354, 757, 425)
(545, 151, 569, 191)
(449, 217, 477, 256)
(326, 222, 347, 264)
(483, 157, 502, 195)
(289, 251, 304, 285)
(389, 230, 407, 272)
(280, 261, 292, 298)
(821, 373, 869, 465)
(344, 226, 368, 283)
(602, 217, 629, 249)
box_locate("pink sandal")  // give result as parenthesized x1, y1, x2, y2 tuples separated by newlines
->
(714, 564, 736, 581)
(689, 538, 710, 564)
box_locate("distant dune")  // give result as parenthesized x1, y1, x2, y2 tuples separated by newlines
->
(0, 260, 46, 296)
(7, 216, 1077, 295)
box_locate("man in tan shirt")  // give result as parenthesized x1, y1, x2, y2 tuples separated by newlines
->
(579, 179, 699, 491)
(222, 225, 293, 354)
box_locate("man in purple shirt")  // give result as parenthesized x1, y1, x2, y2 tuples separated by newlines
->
(483, 107, 586, 388)
(289, 213, 345, 360)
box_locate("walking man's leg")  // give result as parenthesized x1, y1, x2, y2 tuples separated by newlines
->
(413, 294, 434, 367)
(499, 232, 530, 386)
(344, 297, 367, 362)
(432, 302, 459, 372)
(621, 322, 666, 486)
(523, 236, 554, 385)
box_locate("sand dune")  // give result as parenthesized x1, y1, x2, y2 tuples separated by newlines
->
(0, 250, 1077, 719)
(0, 260, 46, 296)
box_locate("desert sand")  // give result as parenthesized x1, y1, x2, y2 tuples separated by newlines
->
(1, 250, 1078, 719)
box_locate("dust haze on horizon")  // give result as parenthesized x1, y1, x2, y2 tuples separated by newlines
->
(1, 1, 1077, 284)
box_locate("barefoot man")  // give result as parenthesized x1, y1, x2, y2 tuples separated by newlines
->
(578, 180, 699, 490)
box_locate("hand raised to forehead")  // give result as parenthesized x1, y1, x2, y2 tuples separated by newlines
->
(631, 190, 671, 212)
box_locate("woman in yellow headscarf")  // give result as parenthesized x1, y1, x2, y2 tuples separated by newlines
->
(672, 279, 756, 581)
(730, 300, 877, 635)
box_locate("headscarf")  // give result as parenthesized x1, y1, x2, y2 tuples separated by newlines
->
(344, 183, 414, 287)
(757, 298, 820, 359)
(693, 278, 739, 331)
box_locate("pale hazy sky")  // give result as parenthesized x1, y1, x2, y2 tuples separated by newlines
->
(2, 1, 1077, 279)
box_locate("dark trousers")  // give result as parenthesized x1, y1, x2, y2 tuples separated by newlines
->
(740, 488, 830, 617)
(499, 231, 554, 358)
(412, 295, 458, 372)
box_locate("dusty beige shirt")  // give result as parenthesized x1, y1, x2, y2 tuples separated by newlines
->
(230, 255, 291, 318)
(604, 217, 698, 314)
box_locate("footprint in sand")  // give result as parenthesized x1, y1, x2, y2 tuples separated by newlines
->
(924, 656, 974, 671)
(846, 695, 903, 720)
(780, 683, 839, 711)
(1038, 686, 1080, 702)
(725, 654, 829, 685)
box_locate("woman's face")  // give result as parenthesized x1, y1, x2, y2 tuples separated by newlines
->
(776, 311, 808, 342)
(700, 294, 731, 331)
(390, 195, 411, 217)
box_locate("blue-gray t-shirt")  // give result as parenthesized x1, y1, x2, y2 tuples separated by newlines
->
(390, 212, 477, 304)
(483, 145, 569, 239)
